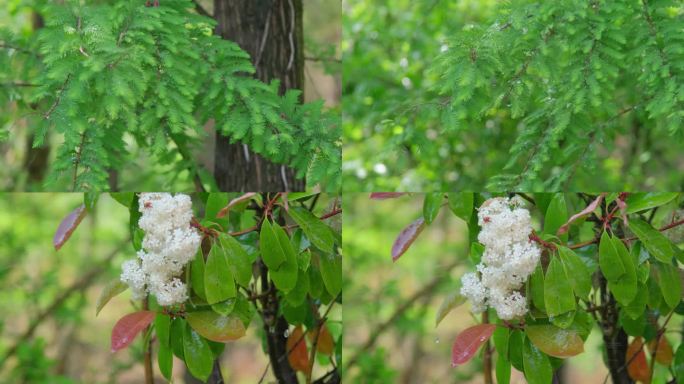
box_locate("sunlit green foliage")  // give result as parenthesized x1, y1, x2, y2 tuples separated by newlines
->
(343, 0, 684, 191)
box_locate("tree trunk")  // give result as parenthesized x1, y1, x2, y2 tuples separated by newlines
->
(213, 0, 305, 192)
(599, 274, 634, 384)
(23, 12, 50, 186)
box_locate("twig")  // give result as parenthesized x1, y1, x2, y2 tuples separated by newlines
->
(44, 75, 72, 120)
(142, 298, 154, 384)
(482, 312, 493, 384)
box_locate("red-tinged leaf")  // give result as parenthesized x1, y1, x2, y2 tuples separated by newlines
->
(186, 311, 246, 342)
(53, 204, 87, 251)
(287, 325, 310, 373)
(558, 193, 604, 235)
(525, 325, 584, 358)
(648, 336, 674, 365)
(216, 192, 257, 218)
(370, 192, 407, 200)
(451, 324, 497, 367)
(626, 337, 651, 383)
(392, 218, 425, 262)
(111, 311, 156, 352)
(307, 324, 334, 355)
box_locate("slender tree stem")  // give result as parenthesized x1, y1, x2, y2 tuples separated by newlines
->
(482, 311, 493, 384)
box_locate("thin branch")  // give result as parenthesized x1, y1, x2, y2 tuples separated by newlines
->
(44, 75, 72, 120)
(569, 217, 684, 249)
(304, 56, 341, 64)
(344, 259, 460, 370)
(0, 240, 128, 368)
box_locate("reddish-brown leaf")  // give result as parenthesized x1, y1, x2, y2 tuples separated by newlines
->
(370, 192, 407, 200)
(626, 337, 651, 383)
(53, 204, 87, 251)
(392, 218, 425, 262)
(557, 193, 604, 235)
(451, 324, 497, 367)
(648, 336, 674, 365)
(111, 311, 156, 352)
(287, 325, 310, 373)
(216, 192, 258, 218)
(307, 324, 334, 355)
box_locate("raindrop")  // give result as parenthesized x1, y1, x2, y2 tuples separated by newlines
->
(284, 329, 290, 338)
(435, 337, 441, 344)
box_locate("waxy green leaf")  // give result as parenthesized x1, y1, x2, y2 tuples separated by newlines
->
(544, 193, 568, 241)
(544, 256, 576, 317)
(558, 246, 591, 299)
(319, 252, 342, 297)
(288, 206, 335, 253)
(191, 250, 206, 300)
(259, 219, 287, 269)
(186, 310, 246, 342)
(599, 231, 626, 281)
(265, 221, 299, 292)
(526, 325, 584, 358)
(158, 342, 173, 380)
(219, 233, 252, 287)
(653, 261, 682, 309)
(608, 236, 637, 305)
(154, 313, 171, 347)
(423, 193, 443, 225)
(523, 337, 552, 384)
(447, 193, 474, 221)
(204, 244, 236, 304)
(183, 322, 214, 381)
(629, 219, 674, 263)
(626, 193, 678, 214)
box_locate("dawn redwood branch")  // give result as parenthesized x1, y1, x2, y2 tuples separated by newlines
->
(344, 259, 461, 370)
(0, 240, 128, 368)
(43, 74, 71, 120)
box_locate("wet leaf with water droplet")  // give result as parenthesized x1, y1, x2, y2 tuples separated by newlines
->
(111, 311, 156, 352)
(451, 324, 496, 367)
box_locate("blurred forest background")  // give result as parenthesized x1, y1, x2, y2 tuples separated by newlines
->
(342, 0, 684, 191)
(342, 193, 611, 383)
(0, 0, 341, 191)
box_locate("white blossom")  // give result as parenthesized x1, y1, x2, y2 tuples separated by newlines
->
(460, 197, 541, 320)
(120, 193, 201, 306)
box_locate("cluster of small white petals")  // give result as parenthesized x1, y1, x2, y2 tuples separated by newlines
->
(120, 193, 201, 306)
(460, 197, 541, 320)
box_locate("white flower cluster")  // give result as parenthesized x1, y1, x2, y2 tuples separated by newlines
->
(460, 196, 541, 320)
(120, 193, 201, 306)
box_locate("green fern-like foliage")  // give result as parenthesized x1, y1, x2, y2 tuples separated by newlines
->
(432, 0, 683, 190)
(0, 0, 340, 191)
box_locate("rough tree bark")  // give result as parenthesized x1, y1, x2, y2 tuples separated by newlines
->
(213, 0, 306, 192)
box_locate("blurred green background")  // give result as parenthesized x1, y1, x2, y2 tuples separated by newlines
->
(342, 193, 611, 383)
(0, 0, 340, 191)
(342, 0, 684, 191)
